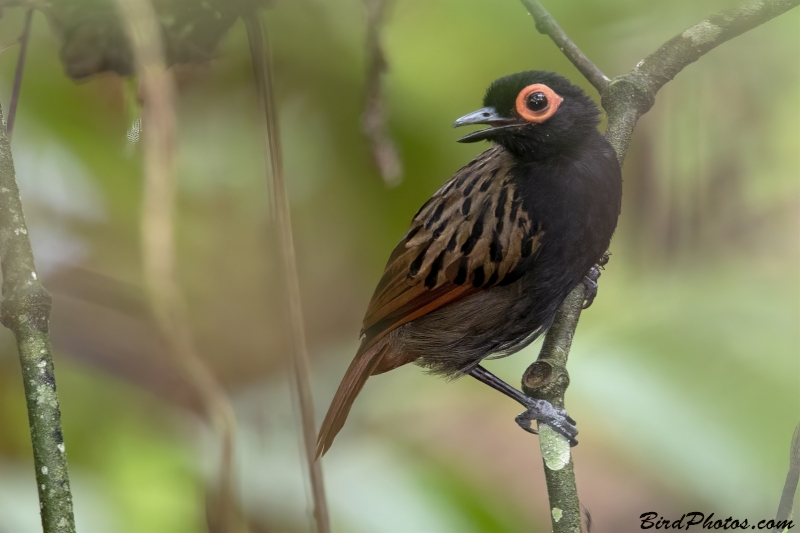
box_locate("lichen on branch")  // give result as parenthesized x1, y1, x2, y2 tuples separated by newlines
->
(0, 105, 76, 533)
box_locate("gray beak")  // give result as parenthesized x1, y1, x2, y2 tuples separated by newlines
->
(453, 107, 525, 143)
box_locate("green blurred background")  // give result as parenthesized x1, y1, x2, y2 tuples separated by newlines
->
(0, 0, 797, 531)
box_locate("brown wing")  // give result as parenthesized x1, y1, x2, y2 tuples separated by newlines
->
(360, 145, 544, 350)
(317, 146, 546, 458)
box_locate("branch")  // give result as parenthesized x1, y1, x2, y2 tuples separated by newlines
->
(773, 422, 800, 532)
(114, 0, 239, 531)
(361, 0, 402, 187)
(520, 0, 799, 530)
(0, 114, 76, 530)
(518, 0, 609, 92)
(602, 0, 800, 165)
(522, 286, 585, 533)
(6, 7, 33, 141)
(635, 0, 799, 101)
(243, 12, 332, 533)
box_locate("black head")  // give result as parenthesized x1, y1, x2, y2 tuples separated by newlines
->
(454, 71, 601, 158)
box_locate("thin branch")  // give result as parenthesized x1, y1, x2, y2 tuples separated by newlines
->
(520, 0, 799, 530)
(518, 0, 609, 93)
(114, 1, 239, 531)
(362, 0, 402, 187)
(6, 8, 34, 141)
(0, 40, 21, 54)
(243, 12, 331, 533)
(773, 422, 800, 532)
(0, 114, 76, 530)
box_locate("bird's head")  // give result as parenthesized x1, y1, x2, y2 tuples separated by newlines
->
(454, 71, 600, 157)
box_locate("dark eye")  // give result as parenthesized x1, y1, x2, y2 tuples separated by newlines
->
(525, 91, 548, 112)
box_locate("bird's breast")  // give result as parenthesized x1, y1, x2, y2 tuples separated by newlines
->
(512, 148, 621, 284)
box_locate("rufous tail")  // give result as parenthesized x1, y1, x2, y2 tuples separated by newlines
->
(316, 340, 389, 458)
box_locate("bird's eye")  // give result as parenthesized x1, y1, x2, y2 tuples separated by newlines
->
(515, 83, 563, 123)
(526, 92, 548, 112)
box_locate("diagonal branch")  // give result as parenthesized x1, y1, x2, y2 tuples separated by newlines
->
(519, 0, 799, 531)
(0, 111, 76, 531)
(518, 0, 609, 92)
(602, 0, 800, 165)
(243, 12, 332, 533)
(635, 0, 800, 99)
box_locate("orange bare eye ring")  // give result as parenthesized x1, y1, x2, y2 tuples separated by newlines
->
(515, 84, 563, 123)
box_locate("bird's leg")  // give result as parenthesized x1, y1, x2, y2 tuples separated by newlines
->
(581, 252, 610, 309)
(581, 266, 600, 309)
(469, 365, 578, 446)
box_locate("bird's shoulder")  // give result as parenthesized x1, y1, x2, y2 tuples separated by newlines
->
(360, 146, 545, 341)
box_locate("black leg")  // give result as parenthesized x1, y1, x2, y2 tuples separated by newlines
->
(469, 364, 534, 407)
(469, 365, 578, 446)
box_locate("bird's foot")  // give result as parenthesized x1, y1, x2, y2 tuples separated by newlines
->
(582, 252, 610, 309)
(581, 266, 601, 309)
(515, 397, 578, 446)
(468, 365, 578, 446)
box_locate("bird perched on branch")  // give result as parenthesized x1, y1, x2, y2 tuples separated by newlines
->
(317, 71, 622, 457)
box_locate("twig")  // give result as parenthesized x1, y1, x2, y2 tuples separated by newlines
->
(0, 40, 21, 54)
(6, 8, 34, 141)
(520, 0, 799, 530)
(114, 0, 239, 531)
(518, 0, 609, 93)
(0, 110, 76, 530)
(243, 12, 331, 533)
(773, 422, 800, 532)
(362, 0, 402, 187)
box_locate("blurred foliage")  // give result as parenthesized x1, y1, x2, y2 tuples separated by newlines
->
(0, 0, 796, 531)
(43, 0, 272, 78)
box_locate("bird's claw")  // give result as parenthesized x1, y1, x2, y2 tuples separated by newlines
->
(582, 252, 610, 309)
(515, 414, 539, 435)
(515, 398, 578, 446)
(582, 266, 600, 309)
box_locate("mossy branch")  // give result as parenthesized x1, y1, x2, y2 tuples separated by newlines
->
(0, 106, 76, 532)
(518, 0, 799, 531)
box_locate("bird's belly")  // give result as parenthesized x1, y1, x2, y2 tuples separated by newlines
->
(394, 271, 567, 378)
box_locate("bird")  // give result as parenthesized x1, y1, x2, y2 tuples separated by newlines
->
(317, 70, 622, 457)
